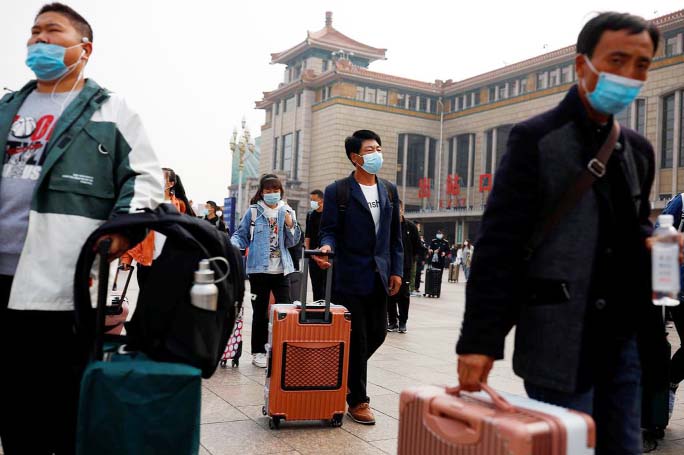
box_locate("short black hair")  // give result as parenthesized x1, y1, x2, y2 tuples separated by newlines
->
(310, 189, 324, 199)
(206, 200, 218, 209)
(345, 130, 381, 163)
(37, 3, 93, 42)
(577, 12, 659, 58)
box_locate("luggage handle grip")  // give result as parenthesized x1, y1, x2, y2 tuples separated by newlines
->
(303, 249, 335, 258)
(427, 395, 483, 444)
(446, 384, 515, 413)
(299, 250, 334, 323)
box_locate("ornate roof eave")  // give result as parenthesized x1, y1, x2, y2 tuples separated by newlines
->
(270, 39, 386, 64)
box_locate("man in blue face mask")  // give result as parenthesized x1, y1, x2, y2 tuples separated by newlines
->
(456, 12, 664, 454)
(0, 4, 163, 453)
(318, 129, 403, 425)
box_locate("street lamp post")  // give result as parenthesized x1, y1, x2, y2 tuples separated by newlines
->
(229, 117, 256, 221)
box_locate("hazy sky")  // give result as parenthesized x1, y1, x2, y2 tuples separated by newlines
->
(2, 1, 682, 203)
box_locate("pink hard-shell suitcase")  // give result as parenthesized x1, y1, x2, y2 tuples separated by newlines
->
(398, 384, 595, 455)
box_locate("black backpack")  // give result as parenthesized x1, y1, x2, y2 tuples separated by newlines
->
(74, 204, 245, 378)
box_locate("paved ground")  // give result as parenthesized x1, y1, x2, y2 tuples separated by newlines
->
(2, 269, 683, 454)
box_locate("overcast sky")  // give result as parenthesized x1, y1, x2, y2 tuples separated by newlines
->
(2, 1, 682, 203)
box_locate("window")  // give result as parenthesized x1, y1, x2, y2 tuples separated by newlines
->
(356, 86, 364, 101)
(272, 137, 278, 170)
(661, 94, 675, 168)
(406, 134, 426, 186)
(377, 89, 387, 105)
(519, 78, 527, 95)
(452, 95, 461, 112)
(549, 68, 560, 87)
(427, 138, 436, 183)
(408, 94, 417, 110)
(365, 87, 376, 103)
(284, 96, 295, 113)
(635, 99, 646, 135)
(297, 92, 302, 107)
(485, 129, 494, 173)
(666, 34, 683, 56)
(455, 135, 470, 187)
(275, 101, 279, 115)
(489, 86, 497, 102)
(561, 64, 574, 83)
(322, 86, 332, 100)
(293, 130, 301, 179)
(537, 72, 548, 90)
(472, 91, 480, 106)
(396, 93, 406, 108)
(281, 133, 293, 174)
(496, 124, 513, 169)
(497, 84, 506, 101)
(463, 94, 470, 109)
(419, 96, 428, 112)
(322, 60, 329, 72)
(397, 136, 404, 185)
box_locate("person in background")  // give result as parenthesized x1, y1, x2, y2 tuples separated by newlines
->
(461, 239, 474, 280)
(203, 200, 227, 232)
(387, 200, 420, 333)
(428, 230, 450, 269)
(305, 189, 326, 301)
(0, 4, 163, 453)
(119, 167, 190, 285)
(231, 174, 301, 368)
(412, 235, 427, 296)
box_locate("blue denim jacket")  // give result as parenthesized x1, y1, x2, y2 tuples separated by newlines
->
(231, 202, 301, 276)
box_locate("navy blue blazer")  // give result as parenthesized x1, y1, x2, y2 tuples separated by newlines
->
(319, 173, 403, 296)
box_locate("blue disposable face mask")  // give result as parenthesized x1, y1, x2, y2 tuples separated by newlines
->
(26, 42, 83, 81)
(263, 192, 281, 205)
(358, 151, 383, 175)
(582, 55, 644, 115)
(310, 200, 319, 211)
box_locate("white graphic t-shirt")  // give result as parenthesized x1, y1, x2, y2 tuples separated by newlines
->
(0, 90, 76, 275)
(359, 183, 380, 234)
(258, 201, 284, 274)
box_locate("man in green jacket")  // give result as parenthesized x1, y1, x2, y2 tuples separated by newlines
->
(0, 4, 163, 453)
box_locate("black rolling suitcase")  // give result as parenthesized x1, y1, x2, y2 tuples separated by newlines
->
(424, 266, 442, 298)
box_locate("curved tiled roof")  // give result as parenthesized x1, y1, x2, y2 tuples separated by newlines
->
(271, 12, 386, 64)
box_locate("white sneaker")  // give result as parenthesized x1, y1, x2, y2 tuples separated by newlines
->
(252, 353, 268, 368)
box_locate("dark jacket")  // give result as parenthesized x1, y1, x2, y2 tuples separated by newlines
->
(401, 218, 420, 273)
(204, 215, 227, 233)
(429, 238, 450, 268)
(320, 172, 403, 296)
(456, 85, 661, 392)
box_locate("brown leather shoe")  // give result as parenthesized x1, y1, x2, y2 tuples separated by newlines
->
(347, 402, 376, 425)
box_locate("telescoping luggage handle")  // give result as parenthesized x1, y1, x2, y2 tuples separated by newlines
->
(298, 249, 335, 324)
(94, 238, 112, 361)
(112, 262, 134, 302)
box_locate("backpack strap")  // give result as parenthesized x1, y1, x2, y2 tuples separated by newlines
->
(249, 205, 258, 241)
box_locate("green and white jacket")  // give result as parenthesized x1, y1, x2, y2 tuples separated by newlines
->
(0, 79, 164, 311)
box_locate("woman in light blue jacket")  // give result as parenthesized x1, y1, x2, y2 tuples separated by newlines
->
(231, 174, 301, 368)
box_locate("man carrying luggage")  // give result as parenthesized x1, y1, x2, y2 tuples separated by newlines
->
(456, 12, 665, 453)
(305, 189, 326, 301)
(318, 129, 403, 425)
(0, 4, 163, 453)
(387, 200, 420, 333)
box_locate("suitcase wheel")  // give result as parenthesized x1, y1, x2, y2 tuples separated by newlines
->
(330, 413, 344, 428)
(220, 359, 227, 368)
(232, 359, 239, 367)
(269, 416, 281, 430)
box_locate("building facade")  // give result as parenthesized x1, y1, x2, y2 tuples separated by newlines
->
(256, 10, 684, 242)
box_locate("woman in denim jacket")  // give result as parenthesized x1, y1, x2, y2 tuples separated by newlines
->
(231, 174, 301, 368)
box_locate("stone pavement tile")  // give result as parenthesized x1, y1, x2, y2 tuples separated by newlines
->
(199, 444, 211, 455)
(271, 426, 385, 455)
(655, 438, 684, 454)
(237, 405, 271, 429)
(204, 368, 260, 388)
(663, 419, 684, 441)
(244, 372, 267, 386)
(369, 393, 401, 420)
(210, 381, 266, 407)
(369, 438, 398, 455)
(340, 410, 398, 442)
(201, 387, 250, 424)
(366, 382, 396, 397)
(201, 420, 294, 455)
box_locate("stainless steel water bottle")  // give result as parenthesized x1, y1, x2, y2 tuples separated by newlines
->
(190, 259, 218, 311)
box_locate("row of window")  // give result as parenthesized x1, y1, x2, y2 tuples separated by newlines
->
(355, 86, 389, 105)
(665, 32, 684, 57)
(661, 90, 684, 169)
(273, 93, 303, 116)
(271, 130, 302, 179)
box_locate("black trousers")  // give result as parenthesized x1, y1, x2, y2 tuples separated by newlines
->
(334, 274, 388, 407)
(387, 272, 411, 325)
(308, 261, 327, 302)
(248, 273, 291, 354)
(414, 261, 424, 292)
(0, 276, 83, 455)
(671, 303, 684, 384)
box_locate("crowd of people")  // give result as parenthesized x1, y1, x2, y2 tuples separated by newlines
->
(0, 3, 680, 454)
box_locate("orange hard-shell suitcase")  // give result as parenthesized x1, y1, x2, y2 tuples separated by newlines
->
(398, 384, 596, 455)
(262, 250, 351, 429)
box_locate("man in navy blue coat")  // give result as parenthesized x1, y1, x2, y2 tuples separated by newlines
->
(318, 129, 403, 425)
